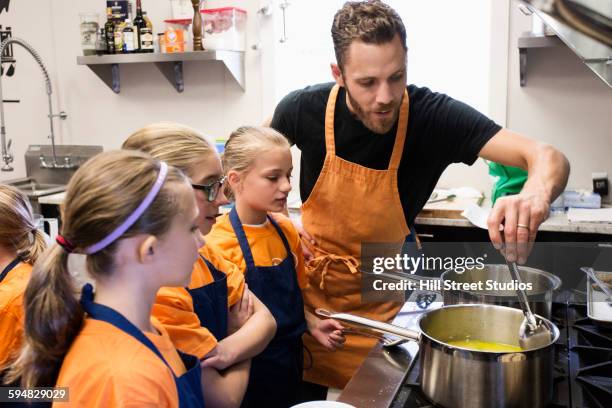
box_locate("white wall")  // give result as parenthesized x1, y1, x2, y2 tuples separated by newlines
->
(0, 0, 268, 181)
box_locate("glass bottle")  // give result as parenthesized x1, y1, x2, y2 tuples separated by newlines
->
(122, 19, 136, 53)
(95, 28, 107, 55)
(104, 7, 116, 54)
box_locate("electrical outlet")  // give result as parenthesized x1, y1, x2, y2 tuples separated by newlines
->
(592, 172, 609, 197)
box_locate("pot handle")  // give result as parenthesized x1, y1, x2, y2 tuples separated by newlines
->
(315, 308, 420, 342)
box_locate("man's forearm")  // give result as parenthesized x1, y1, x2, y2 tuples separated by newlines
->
(522, 143, 570, 203)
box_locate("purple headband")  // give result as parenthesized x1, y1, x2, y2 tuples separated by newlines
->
(85, 162, 169, 255)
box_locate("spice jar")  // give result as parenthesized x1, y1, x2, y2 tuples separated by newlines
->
(95, 28, 107, 55)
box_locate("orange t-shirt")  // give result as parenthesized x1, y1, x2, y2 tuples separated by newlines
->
(205, 213, 307, 289)
(0, 261, 32, 369)
(54, 317, 186, 408)
(153, 245, 245, 359)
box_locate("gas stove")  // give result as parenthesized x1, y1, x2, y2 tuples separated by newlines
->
(389, 294, 612, 408)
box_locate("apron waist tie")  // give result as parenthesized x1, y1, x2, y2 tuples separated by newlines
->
(307, 250, 359, 290)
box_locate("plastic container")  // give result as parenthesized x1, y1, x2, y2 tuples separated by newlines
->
(164, 19, 191, 53)
(79, 13, 100, 56)
(200, 7, 246, 51)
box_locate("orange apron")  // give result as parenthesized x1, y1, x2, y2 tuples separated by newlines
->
(301, 84, 411, 389)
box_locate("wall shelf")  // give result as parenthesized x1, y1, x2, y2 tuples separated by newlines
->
(518, 2, 612, 89)
(76, 50, 245, 93)
(518, 32, 563, 86)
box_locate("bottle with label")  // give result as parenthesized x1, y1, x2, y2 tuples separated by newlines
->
(114, 19, 126, 54)
(104, 8, 116, 54)
(122, 19, 136, 53)
(133, 0, 147, 52)
(139, 27, 154, 53)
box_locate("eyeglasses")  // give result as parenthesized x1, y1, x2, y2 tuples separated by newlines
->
(191, 176, 226, 202)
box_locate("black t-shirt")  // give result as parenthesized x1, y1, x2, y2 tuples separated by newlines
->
(271, 82, 501, 226)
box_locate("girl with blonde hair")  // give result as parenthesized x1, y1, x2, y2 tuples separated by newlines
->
(7, 150, 206, 407)
(206, 126, 345, 407)
(0, 185, 46, 377)
(123, 122, 276, 407)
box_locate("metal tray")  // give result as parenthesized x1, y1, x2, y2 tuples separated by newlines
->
(586, 271, 612, 327)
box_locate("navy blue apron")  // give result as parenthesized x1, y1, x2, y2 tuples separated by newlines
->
(187, 256, 229, 341)
(229, 208, 307, 408)
(0, 257, 21, 283)
(80, 284, 205, 408)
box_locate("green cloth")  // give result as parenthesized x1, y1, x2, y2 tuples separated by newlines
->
(488, 161, 527, 204)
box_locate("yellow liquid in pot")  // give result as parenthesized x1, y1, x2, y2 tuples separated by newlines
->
(447, 339, 523, 352)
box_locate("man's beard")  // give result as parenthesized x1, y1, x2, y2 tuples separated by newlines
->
(345, 85, 400, 135)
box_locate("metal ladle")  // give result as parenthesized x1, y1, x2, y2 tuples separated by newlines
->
(506, 260, 553, 349)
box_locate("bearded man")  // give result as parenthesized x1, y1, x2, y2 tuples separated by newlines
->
(270, 0, 569, 396)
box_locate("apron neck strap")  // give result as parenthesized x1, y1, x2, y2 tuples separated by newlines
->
(324, 84, 340, 156)
(324, 85, 410, 171)
(0, 257, 21, 283)
(79, 283, 175, 375)
(388, 89, 409, 171)
(229, 207, 294, 270)
(229, 207, 257, 270)
(199, 255, 226, 281)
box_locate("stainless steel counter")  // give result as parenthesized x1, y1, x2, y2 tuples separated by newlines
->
(415, 212, 612, 235)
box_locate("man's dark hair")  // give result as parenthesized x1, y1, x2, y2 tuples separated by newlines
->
(331, 0, 407, 70)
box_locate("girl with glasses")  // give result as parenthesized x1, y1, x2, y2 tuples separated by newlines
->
(123, 122, 277, 407)
(206, 126, 345, 408)
(6, 150, 206, 407)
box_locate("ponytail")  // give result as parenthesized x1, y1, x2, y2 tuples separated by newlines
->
(5, 245, 84, 387)
(15, 229, 47, 265)
(0, 184, 47, 264)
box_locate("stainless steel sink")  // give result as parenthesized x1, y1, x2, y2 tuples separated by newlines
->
(5, 177, 66, 198)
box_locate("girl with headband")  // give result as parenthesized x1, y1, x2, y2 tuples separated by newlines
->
(0, 185, 47, 380)
(6, 150, 206, 407)
(123, 123, 276, 407)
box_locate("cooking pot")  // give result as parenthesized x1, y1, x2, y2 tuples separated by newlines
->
(441, 264, 561, 319)
(318, 304, 559, 408)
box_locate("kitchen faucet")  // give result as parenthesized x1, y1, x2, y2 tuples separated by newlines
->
(0, 37, 69, 172)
